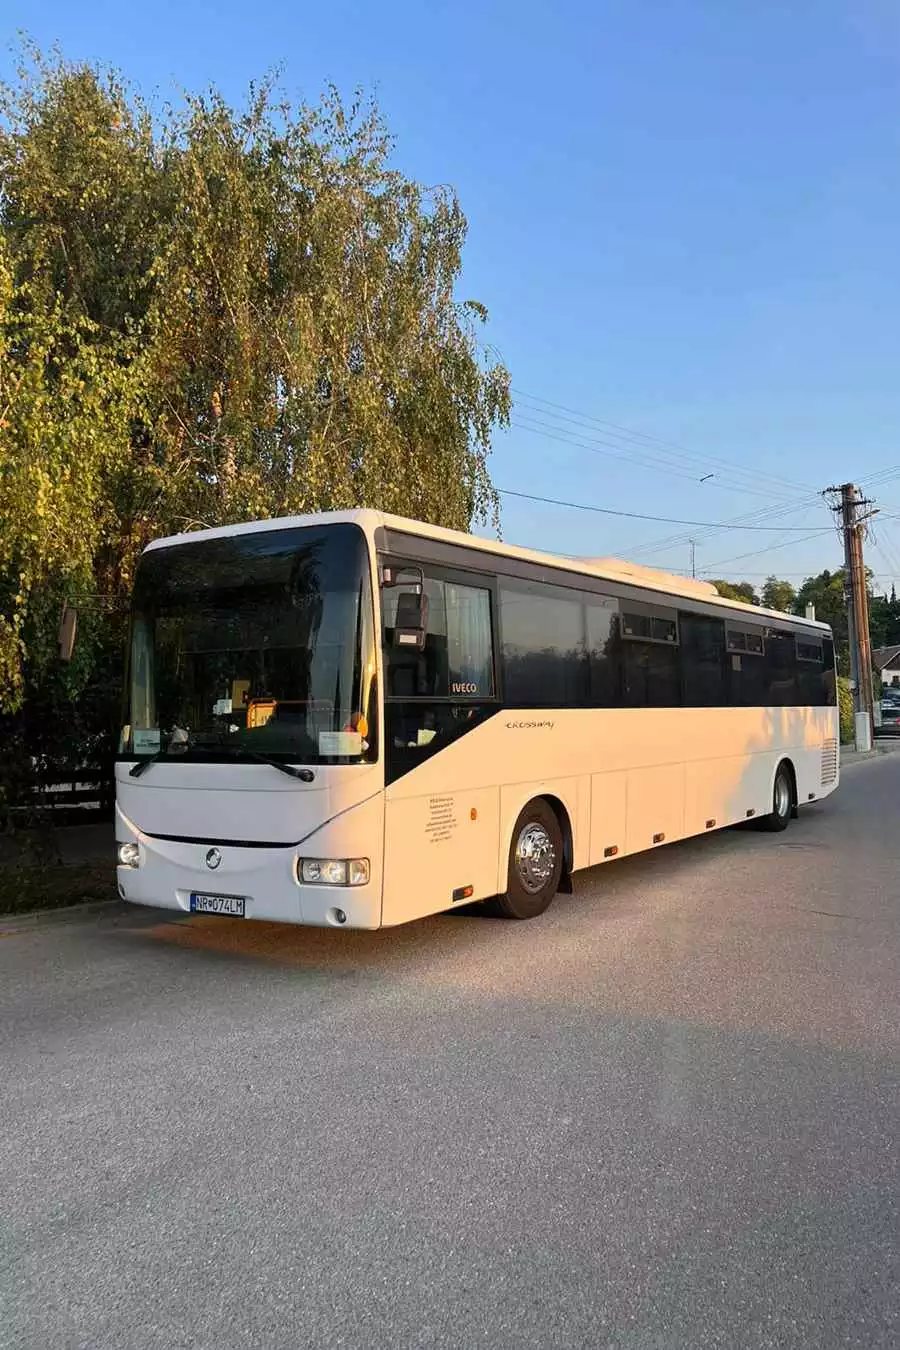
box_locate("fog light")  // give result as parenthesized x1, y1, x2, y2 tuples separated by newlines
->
(117, 841, 140, 868)
(297, 857, 369, 886)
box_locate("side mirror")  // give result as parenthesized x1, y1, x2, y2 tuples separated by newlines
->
(393, 590, 428, 651)
(59, 604, 78, 662)
(382, 564, 429, 651)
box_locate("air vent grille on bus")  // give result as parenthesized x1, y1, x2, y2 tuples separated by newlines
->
(821, 738, 838, 786)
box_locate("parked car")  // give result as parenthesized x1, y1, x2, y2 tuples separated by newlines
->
(878, 697, 900, 735)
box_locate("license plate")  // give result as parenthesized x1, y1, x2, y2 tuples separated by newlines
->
(190, 893, 246, 917)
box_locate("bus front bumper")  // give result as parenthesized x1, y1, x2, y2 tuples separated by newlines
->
(115, 816, 383, 929)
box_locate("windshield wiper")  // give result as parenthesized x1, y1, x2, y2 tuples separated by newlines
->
(238, 750, 315, 782)
(128, 743, 314, 782)
(129, 752, 164, 778)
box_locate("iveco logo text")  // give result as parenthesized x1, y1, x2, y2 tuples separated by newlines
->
(205, 848, 222, 870)
(506, 720, 554, 730)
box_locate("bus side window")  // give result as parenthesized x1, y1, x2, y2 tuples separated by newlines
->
(585, 599, 620, 706)
(765, 630, 798, 706)
(726, 626, 767, 706)
(680, 614, 726, 706)
(621, 643, 680, 707)
(620, 602, 680, 707)
(499, 581, 587, 707)
(796, 636, 825, 706)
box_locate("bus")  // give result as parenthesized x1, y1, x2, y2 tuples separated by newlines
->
(114, 509, 839, 927)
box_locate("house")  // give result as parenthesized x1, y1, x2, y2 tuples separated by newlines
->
(873, 645, 900, 688)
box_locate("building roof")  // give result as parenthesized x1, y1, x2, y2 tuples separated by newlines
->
(873, 645, 900, 670)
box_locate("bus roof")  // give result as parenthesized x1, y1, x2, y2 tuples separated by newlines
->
(145, 507, 832, 633)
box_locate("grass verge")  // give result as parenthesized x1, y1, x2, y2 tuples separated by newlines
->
(0, 864, 116, 916)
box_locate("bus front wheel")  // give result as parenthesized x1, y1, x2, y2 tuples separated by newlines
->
(494, 800, 564, 919)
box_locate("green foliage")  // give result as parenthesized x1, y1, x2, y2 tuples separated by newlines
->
(868, 590, 900, 651)
(760, 575, 796, 613)
(711, 579, 759, 605)
(837, 676, 853, 744)
(792, 570, 848, 646)
(0, 45, 510, 717)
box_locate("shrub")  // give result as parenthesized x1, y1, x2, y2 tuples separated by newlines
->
(838, 676, 853, 744)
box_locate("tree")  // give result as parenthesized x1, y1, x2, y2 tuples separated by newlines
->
(792, 570, 848, 647)
(0, 46, 511, 711)
(760, 575, 796, 613)
(868, 590, 900, 651)
(711, 580, 759, 605)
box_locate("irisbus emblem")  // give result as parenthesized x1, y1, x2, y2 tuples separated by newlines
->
(205, 848, 222, 870)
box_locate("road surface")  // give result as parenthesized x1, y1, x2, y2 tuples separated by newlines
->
(2, 757, 898, 1349)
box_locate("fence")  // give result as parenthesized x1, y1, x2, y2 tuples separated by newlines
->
(2, 764, 114, 827)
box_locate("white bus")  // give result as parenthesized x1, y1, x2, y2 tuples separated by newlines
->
(115, 509, 840, 927)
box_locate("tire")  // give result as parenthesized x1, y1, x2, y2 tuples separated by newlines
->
(760, 762, 793, 833)
(494, 799, 564, 920)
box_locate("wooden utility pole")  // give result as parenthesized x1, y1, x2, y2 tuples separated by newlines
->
(828, 483, 877, 747)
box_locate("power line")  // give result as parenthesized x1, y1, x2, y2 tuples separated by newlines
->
(511, 413, 802, 502)
(618, 461, 900, 562)
(699, 529, 836, 572)
(651, 569, 878, 578)
(510, 416, 782, 498)
(628, 492, 828, 560)
(512, 389, 814, 496)
(874, 524, 900, 576)
(504, 395, 900, 574)
(497, 488, 834, 530)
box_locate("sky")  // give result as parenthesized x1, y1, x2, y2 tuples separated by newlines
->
(4, 0, 900, 591)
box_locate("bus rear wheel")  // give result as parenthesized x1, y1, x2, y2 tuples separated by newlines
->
(760, 762, 793, 833)
(494, 800, 564, 919)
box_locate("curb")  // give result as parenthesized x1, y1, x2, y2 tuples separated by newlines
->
(0, 897, 123, 931)
(841, 742, 900, 767)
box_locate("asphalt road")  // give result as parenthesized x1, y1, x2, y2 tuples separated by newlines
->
(2, 759, 899, 1350)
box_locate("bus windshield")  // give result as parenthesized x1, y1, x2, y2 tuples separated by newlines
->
(121, 523, 377, 766)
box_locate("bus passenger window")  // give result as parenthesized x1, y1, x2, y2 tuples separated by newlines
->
(586, 599, 620, 706)
(765, 630, 798, 706)
(796, 637, 825, 706)
(500, 581, 587, 707)
(680, 614, 726, 706)
(621, 642, 680, 707)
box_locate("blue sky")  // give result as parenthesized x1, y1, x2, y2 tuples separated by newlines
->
(4, 0, 900, 590)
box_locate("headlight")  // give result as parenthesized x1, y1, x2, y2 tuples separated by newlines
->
(117, 842, 141, 868)
(296, 857, 370, 886)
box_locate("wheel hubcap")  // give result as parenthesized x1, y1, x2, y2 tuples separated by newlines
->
(775, 774, 790, 817)
(515, 823, 556, 894)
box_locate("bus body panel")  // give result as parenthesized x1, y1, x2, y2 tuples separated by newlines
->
(381, 786, 501, 926)
(589, 772, 628, 865)
(380, 704, 839, 922)
(624, 763, 685, 854)
(115, 761, 382, 845)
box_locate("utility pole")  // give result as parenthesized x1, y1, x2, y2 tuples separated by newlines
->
(826, 483, 878, 750)
(689, 539, 696, 579)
